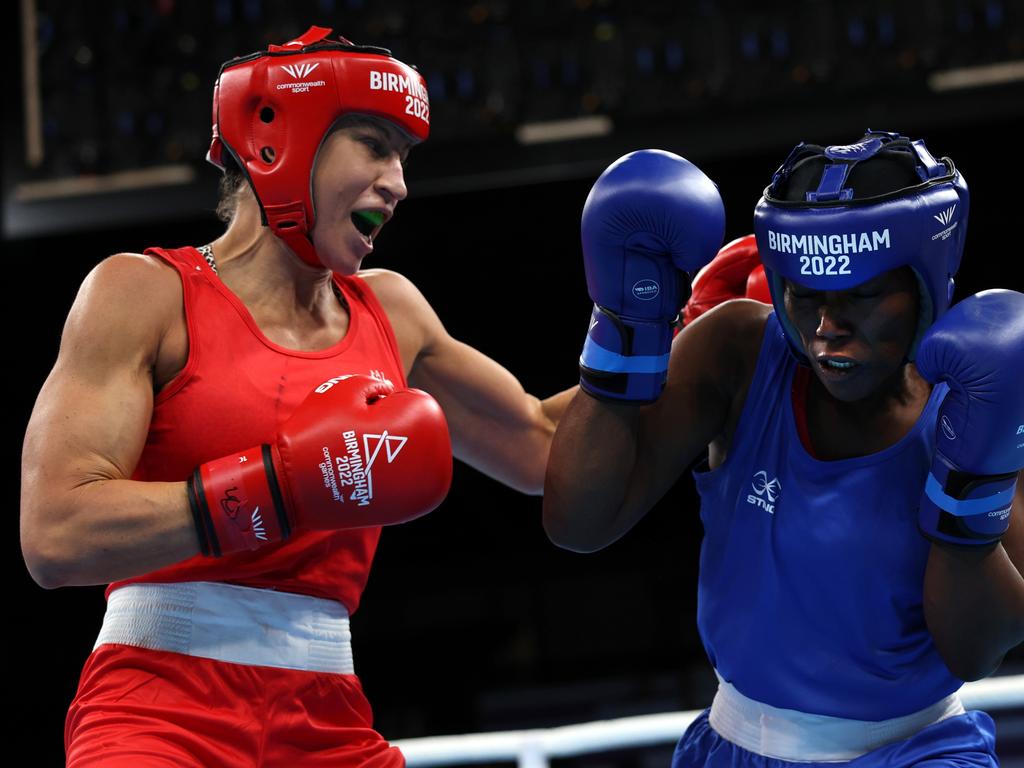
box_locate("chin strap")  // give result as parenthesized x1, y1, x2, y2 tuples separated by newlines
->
(262, 201, 322, 267)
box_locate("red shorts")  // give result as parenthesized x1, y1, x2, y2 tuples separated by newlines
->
(65, 644, 404, 767)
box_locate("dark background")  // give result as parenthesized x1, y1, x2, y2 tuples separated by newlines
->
(6, 2, 1024, 765)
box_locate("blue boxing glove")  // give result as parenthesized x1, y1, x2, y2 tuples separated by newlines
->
(579, 150, 725, 402)
(917, 290, 1024, 546)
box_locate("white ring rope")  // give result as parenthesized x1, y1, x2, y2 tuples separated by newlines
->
(394, 674, 1024, 767)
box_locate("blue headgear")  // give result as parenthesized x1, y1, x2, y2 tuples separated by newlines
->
(753, 130, 969, 362)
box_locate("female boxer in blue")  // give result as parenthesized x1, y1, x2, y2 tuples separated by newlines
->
(544, 131, 1024, 766)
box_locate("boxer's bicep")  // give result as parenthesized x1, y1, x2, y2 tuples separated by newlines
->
(21, 256, 172, 561)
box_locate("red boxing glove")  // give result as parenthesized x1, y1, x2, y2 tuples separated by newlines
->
(745, 264, 771, 304)
(187, 375, 453, 557)
(681, 234, 770, 326)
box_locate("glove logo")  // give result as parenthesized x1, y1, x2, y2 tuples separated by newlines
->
(219, 488, 267, 540)
(941, 415, 957, 441)
(336, 429, 409, 507)
(364, 430, 408, 468)
(746, 470, 781, 514)
(250, 508, 268, 541)
(220, 487, 243, 520)
(632, 279, 660, 301)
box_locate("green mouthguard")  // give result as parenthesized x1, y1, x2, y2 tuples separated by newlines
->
(354, 210, 384, 228)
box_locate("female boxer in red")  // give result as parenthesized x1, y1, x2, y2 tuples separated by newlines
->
(21, 28, 573, 767)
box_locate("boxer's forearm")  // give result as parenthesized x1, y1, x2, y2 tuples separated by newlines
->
(923, 541, 1024, 681)
(450, 384, 578, 496)
(543, 391, 646, 552)
(21, 479, 200, 588)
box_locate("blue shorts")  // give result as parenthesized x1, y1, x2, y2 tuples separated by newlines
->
(672, 709, 997, 768)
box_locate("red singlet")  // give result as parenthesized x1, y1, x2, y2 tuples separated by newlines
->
(66, 246, 409, 767)
(113, 245, 408, 611)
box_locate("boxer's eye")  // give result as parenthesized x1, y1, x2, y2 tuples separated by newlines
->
(360, 137, 387, 157)
(788, 288, 818, 301)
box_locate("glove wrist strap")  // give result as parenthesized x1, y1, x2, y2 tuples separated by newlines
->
(918, 457, 1017, 546)
(191, 445, 290, 557)
(579, 304, 674, 403)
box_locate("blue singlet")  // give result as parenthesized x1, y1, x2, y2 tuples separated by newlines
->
(693, 312, 958, 720)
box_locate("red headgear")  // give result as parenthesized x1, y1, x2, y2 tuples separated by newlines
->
(207, 26, 430, 267)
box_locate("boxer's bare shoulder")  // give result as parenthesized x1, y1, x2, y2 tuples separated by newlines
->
(684, 296, 771, 362)
(684, 299, 770, 466)
(63, 253, 187, 391)
(358, 268, 439, 375)
(69, 254, 182, 367)
(668, 298, 772, 467)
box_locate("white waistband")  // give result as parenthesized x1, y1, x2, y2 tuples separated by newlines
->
(708, 674, 965, 762)
(95, 581, 354, 674)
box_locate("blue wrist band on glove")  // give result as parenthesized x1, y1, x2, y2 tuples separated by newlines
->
(580, 337, 671, 374)
(920, 463, 1017, 546)
(579, 305, 674, 403)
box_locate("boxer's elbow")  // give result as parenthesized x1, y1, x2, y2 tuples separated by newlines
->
(938, 645, 1003, 683)
(930, 619, 1021, 682)
(542, 497, 611, 554)
(21, 496, 84, 589)
(21, 523, 73, 589)
(542, 465, 626, 552)
(924, 568, 1024, 683)
(24, 553, 71, 590)
(543, 520, 602, 553)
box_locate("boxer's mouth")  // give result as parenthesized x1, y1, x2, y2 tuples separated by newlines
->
(819, 356, 857, 369)
(352, 210, 386, 242)
(815, 355, 861, 378)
